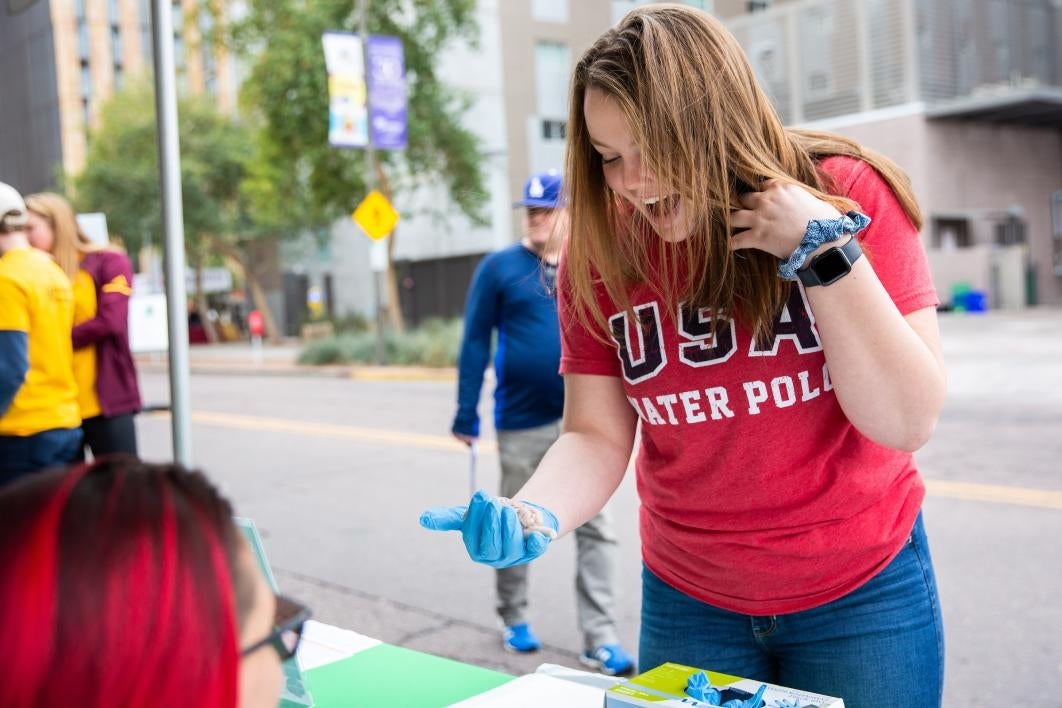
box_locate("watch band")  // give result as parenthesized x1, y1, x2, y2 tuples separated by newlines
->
(778, 211, 871, 281)
(797, 236, 863, 287)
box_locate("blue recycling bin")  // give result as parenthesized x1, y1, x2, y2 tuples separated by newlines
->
(963, 290, 988, 313)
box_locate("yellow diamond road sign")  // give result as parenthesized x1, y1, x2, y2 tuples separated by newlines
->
(352, 190, 399, 241)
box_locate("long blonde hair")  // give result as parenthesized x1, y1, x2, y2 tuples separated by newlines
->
(564, 4, 921, 340)
(25, 192, 102, 281)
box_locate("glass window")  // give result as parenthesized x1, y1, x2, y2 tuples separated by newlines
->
(80, 62, 93, 99)
(142, 27, 154, 66)
(534, 41, 570, 119)
(987, 0, 1009, 85)
(541, 119, 566, 140)
(112, 26, 123, 66)
(174, 34, 185, 70)
(78, 22, 91, 60)
(531, 0, 567, 24)
(799, 5, 835, 99)
(171, 0, 184, 30)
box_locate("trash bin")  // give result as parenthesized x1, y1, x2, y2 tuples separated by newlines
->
(950, 281, 972, 312)
(963, 290, 988, 313)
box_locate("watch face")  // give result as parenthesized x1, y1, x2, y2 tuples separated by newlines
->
(813, 248, 851, 285)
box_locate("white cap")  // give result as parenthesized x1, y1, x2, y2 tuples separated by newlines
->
(0, 182, 29, 232)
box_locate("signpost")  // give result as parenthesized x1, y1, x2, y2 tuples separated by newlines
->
(352, 189, 399, 364)
(323, 3, 407, 365)
(150, 0, 194, 465)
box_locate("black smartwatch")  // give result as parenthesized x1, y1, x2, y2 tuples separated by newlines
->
(797, 236, 862, 287)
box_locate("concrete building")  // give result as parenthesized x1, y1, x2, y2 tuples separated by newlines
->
(7, 0, 1055, 333)
(311, 0, 1061, 329)
(714, 0, 1062, 307)
(0, 0, 241, 194)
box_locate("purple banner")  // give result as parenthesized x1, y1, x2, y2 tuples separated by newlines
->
(366, 35, 408, 151)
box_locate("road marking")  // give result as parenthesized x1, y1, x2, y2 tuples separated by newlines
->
(148, 410, 496, 453)
(349, 367, 456, 382)
(147, 411, 1061, 510)
(924, 479, 1062, 511)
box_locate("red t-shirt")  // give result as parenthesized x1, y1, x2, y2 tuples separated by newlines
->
(558, 156, 940, 614)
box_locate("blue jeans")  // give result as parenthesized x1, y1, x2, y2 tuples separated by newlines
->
(0, 427, 83, 487)
(639, 512, 944, 708)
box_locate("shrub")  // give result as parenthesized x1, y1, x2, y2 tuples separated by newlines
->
(297, 317, 463, 367)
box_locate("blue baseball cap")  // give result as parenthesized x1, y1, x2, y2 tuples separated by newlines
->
(514, 170, 562, 209)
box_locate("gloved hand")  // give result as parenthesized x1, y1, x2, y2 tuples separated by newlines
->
(419, 489, 559, 569)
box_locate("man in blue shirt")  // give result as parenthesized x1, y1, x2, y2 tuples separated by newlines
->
(451, 171, 633, 675)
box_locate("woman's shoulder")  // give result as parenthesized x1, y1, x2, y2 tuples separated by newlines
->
(82, 247, 132, 268)
(816, 154, 871, 190)
(80, 248, 134, 286)
(817, 154, 898, 204)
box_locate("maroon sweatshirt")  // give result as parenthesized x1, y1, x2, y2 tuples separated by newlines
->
(73, 250, 142, 418)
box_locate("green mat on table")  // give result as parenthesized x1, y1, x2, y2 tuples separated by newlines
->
(306, 643, 513, 707)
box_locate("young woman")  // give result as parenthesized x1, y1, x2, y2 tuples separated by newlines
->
(422, 6, 946, 706)
(0, 456, 311, 708)
(25, 193, 141, 457)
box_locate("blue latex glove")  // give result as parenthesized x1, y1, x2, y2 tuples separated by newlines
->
(723, 684, 766, 708)
(420, 489, 559, 569)
(686, 671, 722, 704)
(686, 673, 765, 708)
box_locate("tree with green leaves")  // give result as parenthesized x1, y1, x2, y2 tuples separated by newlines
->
(233, 0, 489, 331)
(72, 81, 279, 342)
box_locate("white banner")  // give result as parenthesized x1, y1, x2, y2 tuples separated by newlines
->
(322, 31, 369, 148)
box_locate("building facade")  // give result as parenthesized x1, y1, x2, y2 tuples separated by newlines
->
(6, 0, 1057, 334)
(386, 0, 1062, 323)
(716, 0, 1062, 307)
(0, 0, 240, 194)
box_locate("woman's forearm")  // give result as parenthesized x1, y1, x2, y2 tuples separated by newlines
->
(516, 429, 633, 536)
(807, 258, 946, 451)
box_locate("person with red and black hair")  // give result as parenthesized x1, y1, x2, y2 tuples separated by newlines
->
(0, 456, 311, 708)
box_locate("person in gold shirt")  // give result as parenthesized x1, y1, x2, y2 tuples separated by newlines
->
(25, 193, 141, 458)
(0, 182, 81, 487)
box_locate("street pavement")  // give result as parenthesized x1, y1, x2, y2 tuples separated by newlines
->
(135, 309, 1062, 705)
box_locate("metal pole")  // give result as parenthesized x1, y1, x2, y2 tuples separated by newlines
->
(150, 0, 193, 464)
(468, 441, 478, 497)
(359, 0, 386, 365)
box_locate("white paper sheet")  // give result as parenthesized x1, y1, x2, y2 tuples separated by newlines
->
(449, 672, 605, 707)
(295, 620, 383, 671)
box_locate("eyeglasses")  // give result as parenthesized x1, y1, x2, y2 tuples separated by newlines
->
(241, 595, 312, 662)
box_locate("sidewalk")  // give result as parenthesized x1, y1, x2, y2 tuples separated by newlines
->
(135, 341, 458, 382)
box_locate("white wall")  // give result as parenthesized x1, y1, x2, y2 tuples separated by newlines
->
(817, 110, 1061, 306)
(391, 0, 512, 261)
(926, 245, 1028, 310)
